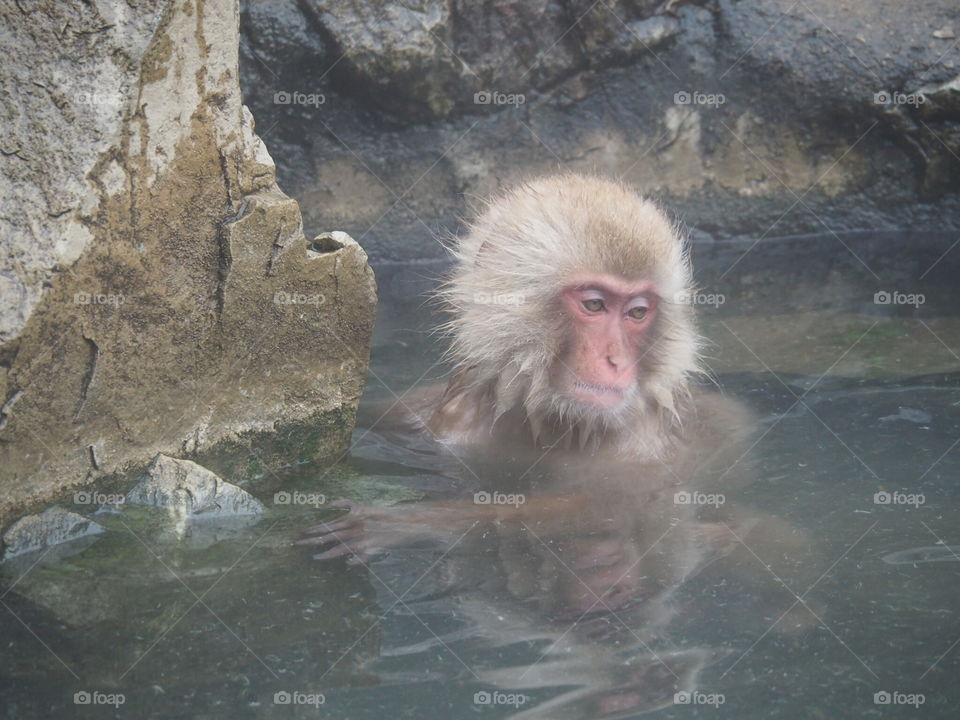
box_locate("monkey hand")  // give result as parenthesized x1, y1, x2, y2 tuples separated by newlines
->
(295, 499, 484, 565)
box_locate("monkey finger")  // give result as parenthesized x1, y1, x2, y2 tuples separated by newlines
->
(300, 517, 362, 536)
(295, 526, 366, 546)
(311, 539, 376, 562)
(294, 535, 339, 547)
(312, 544, 357, 561)
(296, 528, 348, 543)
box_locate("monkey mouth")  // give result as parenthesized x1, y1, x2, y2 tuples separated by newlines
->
(571, 380, 629, 409)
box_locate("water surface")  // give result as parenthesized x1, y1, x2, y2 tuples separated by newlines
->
(2, 232, 959, 719)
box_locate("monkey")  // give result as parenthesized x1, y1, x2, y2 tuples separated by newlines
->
(302, 173, 758, 558)
(348, 172, 751, 476)
(425, 173, 702, 460)
(298, 174, 820, 717)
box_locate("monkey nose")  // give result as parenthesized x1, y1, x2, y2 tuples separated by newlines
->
(606, 347, 627, 371)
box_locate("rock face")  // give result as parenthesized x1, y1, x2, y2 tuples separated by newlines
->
(239, 0, 960, 261)
(0, 0, 377, 525)
(127, 454, 264, 517)
(1, 507, 105, 560)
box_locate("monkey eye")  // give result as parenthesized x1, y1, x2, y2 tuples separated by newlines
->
(626, 297, 651, 320)
(581, 298, 605, 313)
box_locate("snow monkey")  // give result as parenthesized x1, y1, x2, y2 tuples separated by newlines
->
(425, 173, 704, 460)
(301, 174, 758, 560)
(299, 180, 818, 717)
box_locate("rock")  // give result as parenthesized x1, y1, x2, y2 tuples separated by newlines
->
(127, 454, 264, 517)
(932, 25, 955, 39)
(0, 0, 377, 525)
(240, 0, 327, 77)
(242, 0, 681, 120)
(239, 0, 960, 262)
(307, 0, 462, 118)
(1, 507, 105, 560)
(917, 75, 960, 116)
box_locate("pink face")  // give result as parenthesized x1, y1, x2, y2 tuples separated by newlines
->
(557, 274, 658, 411)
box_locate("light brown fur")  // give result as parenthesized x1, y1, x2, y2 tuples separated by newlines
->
(428, 173, 701, 460)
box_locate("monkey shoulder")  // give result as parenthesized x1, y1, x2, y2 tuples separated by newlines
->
(677, 388, 757, 482)
(686, 389, 754, 439)
(425, 369, 498, 444)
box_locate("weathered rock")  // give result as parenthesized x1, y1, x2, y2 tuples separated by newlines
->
(240, 0, 327, 78)
(240, 0, 960, 262)
(127, 454, 264, 517)
(251, 0, 679, 120)
(919, 75, 960, 117)
(307, 0, 462, 118)
(718, 0, 960, 202)
(1, 507, 105, 560)
(0, 0, 377, 526)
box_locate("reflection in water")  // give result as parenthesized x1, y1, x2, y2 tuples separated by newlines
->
(304, 392, 813, 718)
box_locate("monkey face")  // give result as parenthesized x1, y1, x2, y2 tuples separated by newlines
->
(437, 175, 700, 454)
(554, 273, 659, 412)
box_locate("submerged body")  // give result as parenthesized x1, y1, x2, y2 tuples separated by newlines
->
(300, 174, 817, 717)
(305, 173, 761, 556)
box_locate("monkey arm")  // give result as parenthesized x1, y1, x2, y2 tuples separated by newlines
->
(296, 492, 594, 563)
